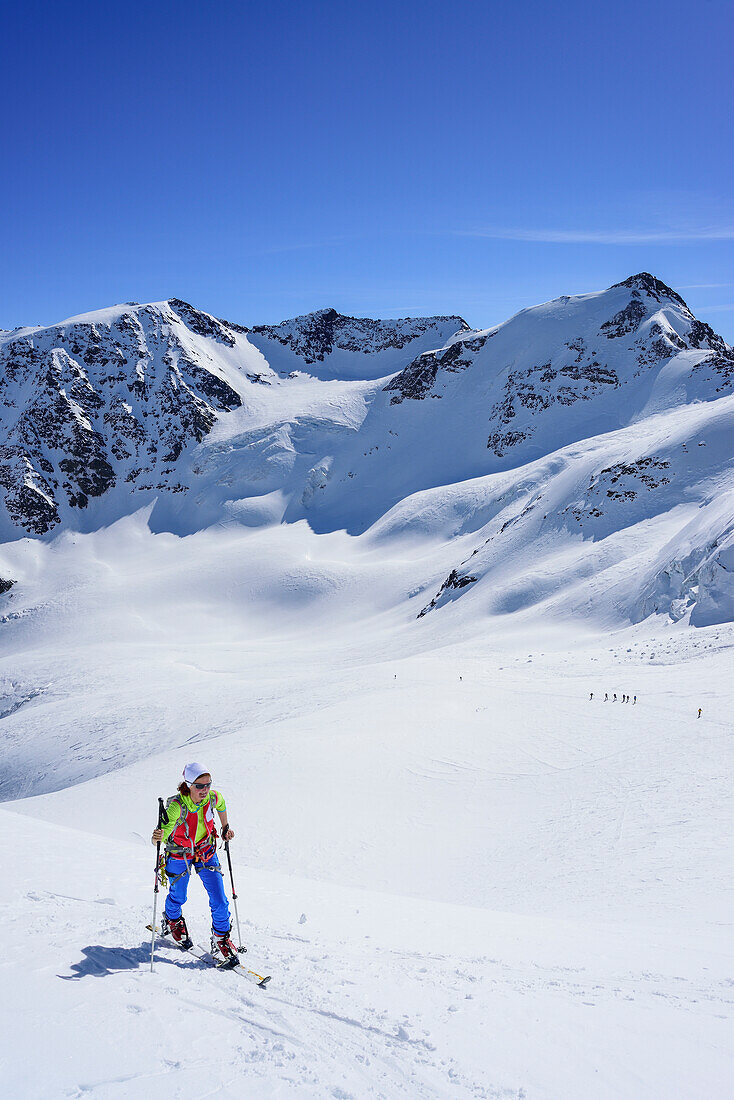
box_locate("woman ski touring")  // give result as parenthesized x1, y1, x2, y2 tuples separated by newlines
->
(151, 762, 239, 965)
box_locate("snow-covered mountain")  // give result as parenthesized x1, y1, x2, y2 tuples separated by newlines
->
(0, 302, 465, 537)
(2, 276, 734, 1098)
(248, 306, 470, 380)
(1, 273, 733, 627)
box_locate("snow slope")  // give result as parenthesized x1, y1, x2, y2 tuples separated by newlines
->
(3, 273, 732, 628)
(1, 513, 733, 1097)
(1, 275, 733, 1096)
(2, 273, 733, 630)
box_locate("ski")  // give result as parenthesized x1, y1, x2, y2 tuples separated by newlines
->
(190, 942, 272, 987)
(146, 925, 271, 987)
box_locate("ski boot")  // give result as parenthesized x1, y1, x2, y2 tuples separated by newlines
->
(210, 926, 241, 968)
(161, 914, 192, 949)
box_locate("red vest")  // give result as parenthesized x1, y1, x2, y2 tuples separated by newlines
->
(167, 792, 219, 857)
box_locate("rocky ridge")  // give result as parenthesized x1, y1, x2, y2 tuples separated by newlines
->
(1, 275, 733, 630)
(251, 308, 469, 366)
(384, 273, 734, 461)
(0, 302, 468, 536)
(0, 301, 245, 534)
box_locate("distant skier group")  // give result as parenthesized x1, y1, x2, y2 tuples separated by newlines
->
(589, 693, 703, 718)
(589, 692, 636, 703)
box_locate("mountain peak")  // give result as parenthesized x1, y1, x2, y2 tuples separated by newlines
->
(611, 273, 689, 311)
(310, 306, 339, 321)
(167, 298, 240, 346)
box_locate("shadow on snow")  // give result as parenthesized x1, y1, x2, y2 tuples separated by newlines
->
(59, 941, 208, 980)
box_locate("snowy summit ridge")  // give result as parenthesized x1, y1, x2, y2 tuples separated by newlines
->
(1, 273, 733, 627)
(249, 307, 470, 366)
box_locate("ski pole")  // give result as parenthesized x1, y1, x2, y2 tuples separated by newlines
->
(223, 838, 244, 952)
(150, 797, 165, 972)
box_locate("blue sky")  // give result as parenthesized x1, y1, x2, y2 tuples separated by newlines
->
(2, 0, 733, 338)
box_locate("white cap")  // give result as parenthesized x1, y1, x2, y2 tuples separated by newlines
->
(183, 762, 208, 784)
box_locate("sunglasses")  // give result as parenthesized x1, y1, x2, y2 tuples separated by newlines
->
(193, 781, 211, 790)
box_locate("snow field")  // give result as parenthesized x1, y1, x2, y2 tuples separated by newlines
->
(2, 606, 733, 1097)
(3, 750, 732, 1100)
(0, 292, 730, 1100)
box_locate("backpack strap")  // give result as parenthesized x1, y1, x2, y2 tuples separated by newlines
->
(164, 793, 194, 857)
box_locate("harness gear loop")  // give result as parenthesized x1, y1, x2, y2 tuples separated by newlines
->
(166, 861, 190, 885)
(192, 835, 219, 872)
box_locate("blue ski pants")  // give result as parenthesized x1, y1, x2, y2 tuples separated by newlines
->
(164, 851, 231, 934)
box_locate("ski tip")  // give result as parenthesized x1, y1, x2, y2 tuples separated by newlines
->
(258, 975, 272, 988)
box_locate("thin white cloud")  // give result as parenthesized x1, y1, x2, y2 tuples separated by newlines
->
(460, 227, 734, 244)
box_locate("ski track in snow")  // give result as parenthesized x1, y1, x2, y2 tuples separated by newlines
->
(6, 849, 733, 1100)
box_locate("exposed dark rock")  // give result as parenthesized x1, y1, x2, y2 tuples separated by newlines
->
(565, 457, 672, 528)
(59, 444, 116, 501)
(168, 299, 237, 347)
(385, 355, 439, 404)
(485, 347, 619, 457)
(185, 364, 242, 410)
(565, 338, 586, 363)
(611, 273, 689, 310)
(254, 308, 339, 363)
(0, 577, 14, 595)
(1, 282, 730, 542)
(687, 318, 729, 355)
(219, 318, 250, 335)
(0, 446, 61, 533)
(254, 309, 468, 365)
(103, 399, 147, 462)
(487, 429, 528, 456)
(600, 296, 647, 338)
(463, 331, 495, 353)
(157, 370, 217, 463)
(559, 362, 618, 386)
(0, 305, 242, 534)
(418, 568, 478, 617)
(384, 336, 478, 404)
(691, 352, 734, 393)
(634, 322, 686, 366)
